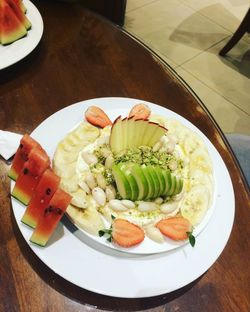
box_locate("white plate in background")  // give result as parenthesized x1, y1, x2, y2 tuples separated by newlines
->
(0, 0, 43, 70)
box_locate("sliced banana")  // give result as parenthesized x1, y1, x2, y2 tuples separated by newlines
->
(180, 185, 210, 225)
(183, 133, 203, 155)
(71, 189, 88, 208)
(66, 205, 104, 236)
(53, 161, 76, 179)
(190, 147, 213, 173)
(60, 141, 84, 153)
(57, 122, 100, 153)
(74, 122, 100, 143)
(60, 175, 79, 193)
(189, 169, 214, 198)
(53, 145, 79, 164)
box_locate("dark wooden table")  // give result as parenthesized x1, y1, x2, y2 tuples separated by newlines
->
(0, 1, 249, 311)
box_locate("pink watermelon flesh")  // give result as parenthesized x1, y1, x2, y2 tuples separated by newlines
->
(8, 134, 40, 181)
(12, 0, 27, 14)
(0, 0, 27, 45)
(12, 147, 50, 205)
(30, 189, 72, 247)
(6, 0, 31, 29)
(21, 169, 61, 228)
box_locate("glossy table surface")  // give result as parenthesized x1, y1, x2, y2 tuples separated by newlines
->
(0, 1, 249, 311)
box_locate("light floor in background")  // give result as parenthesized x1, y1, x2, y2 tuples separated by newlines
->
(124, 0, 250, 135)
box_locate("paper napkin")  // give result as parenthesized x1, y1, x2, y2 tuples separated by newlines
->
(0, 130, 22, 160)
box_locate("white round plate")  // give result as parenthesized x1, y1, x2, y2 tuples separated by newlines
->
(11, 97, 235, 298)
(0, 0, 43, 70)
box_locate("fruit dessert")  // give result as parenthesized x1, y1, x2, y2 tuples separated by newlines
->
(53, 103, 214, 249)
(0, 0, 32, 45)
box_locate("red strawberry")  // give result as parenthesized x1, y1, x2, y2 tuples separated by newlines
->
(112, 219, 145, 247)
(156, 217, 193, 241)
(99, 218, 145, 248)
(128, 103, 151, 120)
(85, 106, 112, 128)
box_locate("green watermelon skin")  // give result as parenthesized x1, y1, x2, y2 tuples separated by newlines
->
(0, 0, 27, 45)
(12, 147, 50, 205)
(8, 134, 40, 181)
(21, 169, 61, 228)
(30, 189, 72, 247)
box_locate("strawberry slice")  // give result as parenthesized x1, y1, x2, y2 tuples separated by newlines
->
(128, 103, 151, 120)
(112, 219, 145, 247)
(85, 106, 112, 128)
(99, 218, 145, 248)
(156, 217, 194, 243)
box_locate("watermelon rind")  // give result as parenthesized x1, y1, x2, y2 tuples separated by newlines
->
(30, 232, 47, 247)
(11, 187, 30, 205)
(21, 213, 36, 228)
(8, 167, 18, 181)
(29, 189, 72, 247)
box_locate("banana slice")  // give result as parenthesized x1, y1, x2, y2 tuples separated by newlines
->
(53, 145, 79, 164)
(189, 169, 214, 198)
(180, 185, 210, 225)
(74, 122, 100, 142)
(166, 119, 189, 143)
(183, 133, 203, 155)
(53, 161, 76, 179)
(190, 147, 213, 173)
(60, 141, 85, 153)
(66, 204, 104, 236)
(58, 122, 100, 153)
(71, 189, 88, 208)
(60, 175, 79, 193)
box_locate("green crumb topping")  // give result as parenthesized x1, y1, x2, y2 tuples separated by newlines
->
(126, 206, 162, 222)
(114, 146, 181, 172)
(93, 147, 106, 165)
(103, 168, 115, 185)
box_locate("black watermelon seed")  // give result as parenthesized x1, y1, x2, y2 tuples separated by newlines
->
(23, 168, 29, 175)
(46, 188, 51, 195)
(56, 208, 62, 215)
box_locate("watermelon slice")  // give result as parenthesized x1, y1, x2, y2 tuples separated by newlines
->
(8, 134, 41, 181)
(12, 147, 50, 205)
(12, 0, 27, 13)
(0, 0, 27, 45)
(6, 0, 31, 30)
(21, 169, 61, 228)
(30, 189, 72, 247)
(0, 0, 31, 45)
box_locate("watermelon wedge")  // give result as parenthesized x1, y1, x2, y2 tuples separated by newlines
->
(0, 0, 31, 45)
(12, 147, 50, 205)
(8, 134, 41, 181)
(12, 0, 26, 13)
(6, 0, 31, 30)
(0, 0, 27, 45)
(21, 169, 61, 228)
(30, 189, 72, 247)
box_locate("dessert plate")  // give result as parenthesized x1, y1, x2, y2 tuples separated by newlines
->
(0, 0, 43, 70)
(11, 97, 235, 298)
